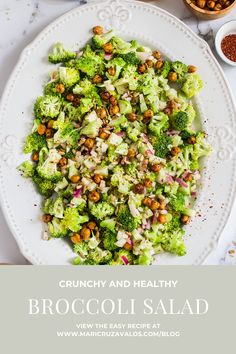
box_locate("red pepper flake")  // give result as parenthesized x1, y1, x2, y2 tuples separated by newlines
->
(221, 34, 236, 62)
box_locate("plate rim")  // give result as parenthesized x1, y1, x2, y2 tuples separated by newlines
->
(0, 0, 235, 265)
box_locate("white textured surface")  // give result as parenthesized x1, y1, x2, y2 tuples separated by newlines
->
(0, 0, 235, 265)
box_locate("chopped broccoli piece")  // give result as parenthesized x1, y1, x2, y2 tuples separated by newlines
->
(118, 100, 132, 115)
(115, 249, 135, 265)
(117, 205, 139, 232)
(76, 45, 103, 77)
(34, 95, 62, 120)
(92, 30, 114, 49)
(53, 116, 80, 148)
(106, 57, 126, 81)
(102, 230, 118, 251)
(36, 148, 62, 182)
(111, 36, 131, 54)
(48, 43, 76, 64)
(73, 241, 89, 258)
(152, 134, 172, 158)
(182, 73, 203, 99)
(100, 218, 116, 231)
(62, 207, 89, 232)
(32, 173, 55, 197)
(90, 202, 115, 220)
(80, 111, 103, 137)
(148, 112, 169, 136)
(58, 67, 80, 88)
(119, 52, 140, 65)
(43, 197, 65, 219)
(18, 161, 35, 177)
(23, 133, 46, 154)
(169, 191, 186, 212)
(160, 60, 171, 78)
(171, 111, 189, 131)
(48, 217, 68, 238)
(88, 247, 113, 264)
(172, 61, 188, 82)
(138, 250, 153, 265)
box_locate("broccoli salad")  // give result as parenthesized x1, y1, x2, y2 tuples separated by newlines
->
(18, 26, 211, 265)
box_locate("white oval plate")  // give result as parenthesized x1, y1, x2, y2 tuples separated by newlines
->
(0, 0, 235, 265)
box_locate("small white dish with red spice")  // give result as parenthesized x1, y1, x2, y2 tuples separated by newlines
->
(215, 20, 236, 66)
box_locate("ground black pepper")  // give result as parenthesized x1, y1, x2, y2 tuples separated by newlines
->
(221, 34, 236, 62)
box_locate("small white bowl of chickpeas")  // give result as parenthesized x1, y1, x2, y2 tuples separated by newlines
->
(184, 0, 236, 20)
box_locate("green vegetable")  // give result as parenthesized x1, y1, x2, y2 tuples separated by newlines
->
(119, 52, 140, 65)
(58, 67, 80, 87)
(102, 230, 118, 251)
(34, 95, 62, 120)
(18, 161, 35, 177)
(182, 73, 203, 99)
(23, 133, 46, 154)
(92, 30, 114, 49)
(32, 173, 55, 197)
(117, 205, 139, 232)
(36, 148, 62, 182)
(48, 43, 76, 64)
(90, 202, 115, 220)
(153, 134, 172, 158)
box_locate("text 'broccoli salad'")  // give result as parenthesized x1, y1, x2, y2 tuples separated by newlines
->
(18, 26, 211, 265)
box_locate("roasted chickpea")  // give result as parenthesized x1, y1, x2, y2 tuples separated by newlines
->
(100, 91, 110, 101)
(171, 146, 181, 156)
(97, 108, 107, 119)
(188, 65, 197, 73)
(150, 200, 160, 211)
(93, 26, 104, 35)
(32, 152, 39, 162)
(103, 42, 113, 54)
(55, 83, 65, 94)
(163, 107, 172, 116)
(157, 214, 167, 224)
(143, 109, 154, 120)
(181, 215, 190, 225)
(138, 64, 146, 74)
(185, 174, 193, 182)
(94, 174, 103, 184)
(155, 60, 164, 70)
(127, 148, 136, 159)
(133, 183, 145, 194)
(99, 128, 110, 140)
(59, 157, 68, 167)
(93, 74, 103, 84)
(72, 96, 81, 107)
(87, 221, 97, 230)
(109, 95, 118, 105)
(108, 67, 116, 76)
(143, 197, 153, 207)
(152, 50, 161, 59)
(70, 175, 80, 183)
(214, 3, 222, 10)
(187, 136, 197, 145)
(66, 93, 75, 102)
(37, 124, 46, 135)
(144, 178, 153, 188)
(127, 112, 137, 122)
(146, 59, 153, 67)
(71, 233, 81, 244)
(124, 242, 133, 251)
(158, 200, 166, 210)
(47, 120, 55, 129)
(151, 164, 162, 173)
(80, 227, 91, 240)
(207, 0, 215, 9)
(45, 128, 54, 139)
(109, 105, 120, 116)
(197, 0, 206, 8)
(84, 138, 95, 149)
(42, 214, 53, 223)
(89, 191, 101, 203)
(168, 71, 178, 82)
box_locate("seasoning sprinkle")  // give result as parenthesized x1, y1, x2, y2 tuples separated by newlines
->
(221, 34, 236, 62)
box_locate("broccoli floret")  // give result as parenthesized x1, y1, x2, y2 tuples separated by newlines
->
(18, 161, 35, 177)
(102, 230, 118, 251)
(44, 82, 61, 97)
(34, 95, 62, 120)
(169, 191, 186, 212)
(43, 197, 64, 219)
(80, 111, 103, 137)
(23, 133, 46, 154)
(100, 218, 116, 231)
(62, 207, 89, 232)
(191, 132, 212, 160)
(58, 67, 80, 88)
(32, 173, 55, 197)
(160, 60, 171, 78)
(73, 78, 101, 106)
(76, 45, 103, 77)
(119, 52, 140, 65)
(115, 249, 134, 265)
(182, 73, 203, 99)
(137, 250, 153, 265)
(48, 217, 68, 238)
(73, 241, 89, 258)
(58, 184, 74, 199)
(117, 205, 139, 232)
(48, 43, 76, 64)
(171, 111, 189, 131)
(148, 112, 169, 136)
(152, 134, 172, 158)
(36, 148, 62, 182)
(88, 247, 113, 265)
(118, 100, 132, 115)
(53, 117, 80, 148)
(90, 202, 115, 221)
(111, 36, 131, 54)
(92, 30, 114, 48)
(171, 61, 188, 82)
